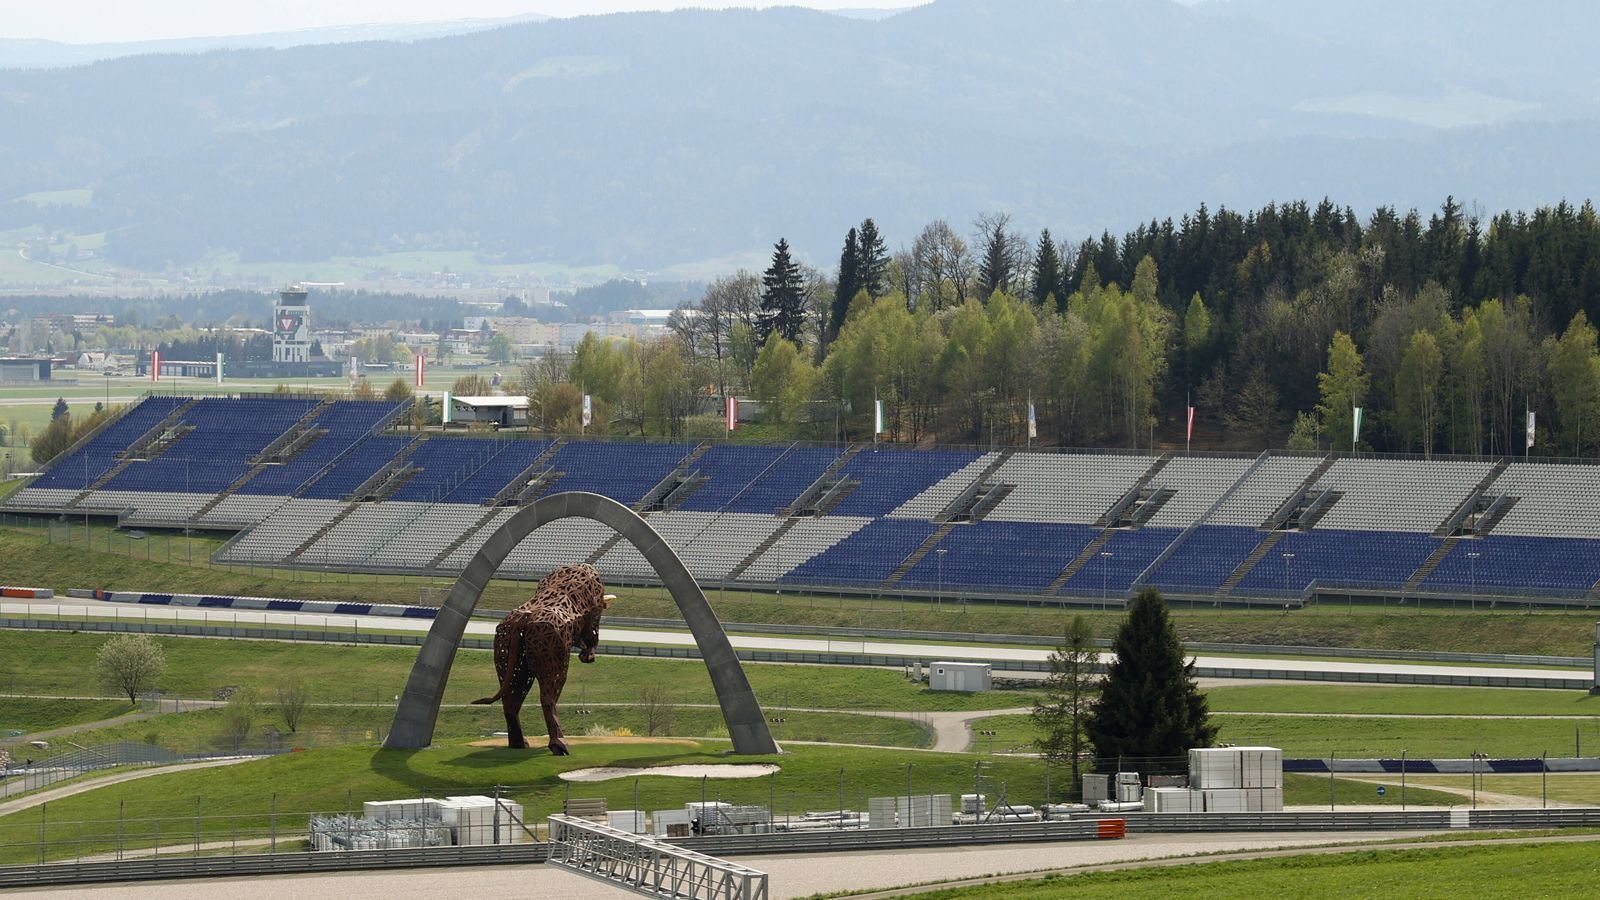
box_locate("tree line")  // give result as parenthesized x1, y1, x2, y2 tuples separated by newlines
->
(517, 198, 1600, 457)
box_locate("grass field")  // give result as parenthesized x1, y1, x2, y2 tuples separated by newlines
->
(968, 712, 1600, 761)
(0, 698, 132, 735)
(0, 741, 1052, 864)
(1206, 684, 1600, 717)
(35, 701, 931, 754)
(0, 630, 1035, 714)
(1391, 774, 1600, 806)
(898, 841, 1600, 899)
(3, 521, 1598, 656)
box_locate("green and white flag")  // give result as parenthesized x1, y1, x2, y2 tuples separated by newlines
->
(215, 352, 224, 386)
(1352, 406, 1363, 446)
(442, 391, 453, 424)
(873, 399, 885, 436)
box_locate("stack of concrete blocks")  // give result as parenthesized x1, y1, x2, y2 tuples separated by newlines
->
(1186, 747, 1284, 813)
(1145, 788, 1200, 813)
(309, 807, 450, 851)
(1115, 772, 1143, 803)
(608, 809, 646, 833)
(684, 801, 769, 833)
(867, 795, 953, 828)
(652, 809, 692, 838)
(438, 795, 525, 845)
(899, 794, 953, 827)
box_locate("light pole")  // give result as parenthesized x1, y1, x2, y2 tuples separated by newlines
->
(1282, 552, 1295, 596)
(1100, 550, 1114, 610)
(1466, 550, 1480, 612)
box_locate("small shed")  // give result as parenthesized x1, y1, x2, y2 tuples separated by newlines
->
(928, 661, 991, 693)
(449, 395, 528, 428)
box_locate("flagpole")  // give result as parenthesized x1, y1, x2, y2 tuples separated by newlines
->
(1185, 391, 1191, 455)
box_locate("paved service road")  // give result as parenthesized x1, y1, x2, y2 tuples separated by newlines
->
(5, 830, 1446, 899)
(9, 597, 1592, 685)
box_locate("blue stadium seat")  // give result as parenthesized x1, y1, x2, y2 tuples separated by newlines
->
(30, 395, 190, 490)
(1422, 536, 1600, 596)
(1058, 527, 1184, 596)
(1145, 525, 1265, 594)
(828, 448, 982, 517)
(677, 444, 842, 513)
(782, 519, 939, 586)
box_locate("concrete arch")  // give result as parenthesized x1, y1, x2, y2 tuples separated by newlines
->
(385, 491, 779, 755)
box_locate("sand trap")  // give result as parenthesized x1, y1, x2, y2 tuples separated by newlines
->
(559, 764, 780, 782)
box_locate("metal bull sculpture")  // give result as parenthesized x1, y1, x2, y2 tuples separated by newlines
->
(473, 564, 615, 754)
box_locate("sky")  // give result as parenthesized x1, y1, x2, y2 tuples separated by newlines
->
(2, 1, 926, 45)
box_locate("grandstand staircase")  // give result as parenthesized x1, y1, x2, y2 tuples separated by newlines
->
(882, 450, 1016, 586)
(285, 502, 364, 562)
(1434, 458, 1512, 537)
(1048, 531, 1119, 595)
(66, 398, 199, 507)
(1042, 454, 1178, 595)
(635, 443, 714, 512)
(1404, 536, 1462, 591)
(723, 445, 863, 582)
(350, 436, 425, 501)
(1216, 531, 1286, 595)
(1261, 455, 1339, 530)
(487, 438, 567, 507)
(187, 402, 334, 524)
(585, 444, 715, 564)
(428, 506, 507, 570)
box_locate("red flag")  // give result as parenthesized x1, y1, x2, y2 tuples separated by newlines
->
(726, 396, 737, 432)
(1186, 405, 1195, 441)
(151, 350, 160, 382)
(415, 354, 425, 388)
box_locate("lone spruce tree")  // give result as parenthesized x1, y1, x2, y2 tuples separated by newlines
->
(1031, 614, 1100, 797)
(759, 238, 806, 344)
(1087, 588, 1215, 769)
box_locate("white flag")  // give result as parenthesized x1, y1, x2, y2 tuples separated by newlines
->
(1527, 411, 1536, 449)
(582, 394, 593, 428)
(873, 399, 885, 435)
(442, 391, 453, 424)
(1352, 406, 1363, 446)
(1027, 401, 1037, 439)
(216, 352, 224, 386)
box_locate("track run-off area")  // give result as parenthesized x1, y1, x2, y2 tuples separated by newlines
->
(6, 596, 1590, 686)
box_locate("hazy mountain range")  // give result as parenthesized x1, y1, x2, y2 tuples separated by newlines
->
(2, 0, 1597, 276)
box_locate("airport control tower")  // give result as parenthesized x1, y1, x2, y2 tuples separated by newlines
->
(273, 286, 312, 364)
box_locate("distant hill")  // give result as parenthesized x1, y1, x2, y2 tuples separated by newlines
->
(0, 14, 550, 69)
(0, 0, 1596, 275)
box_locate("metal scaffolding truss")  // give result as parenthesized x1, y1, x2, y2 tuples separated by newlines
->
(547, 815, 768, 900)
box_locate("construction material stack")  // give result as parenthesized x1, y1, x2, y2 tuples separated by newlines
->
(1188, 746, 1284, 812)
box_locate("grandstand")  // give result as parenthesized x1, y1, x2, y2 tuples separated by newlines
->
(9, 394, 1600, 605)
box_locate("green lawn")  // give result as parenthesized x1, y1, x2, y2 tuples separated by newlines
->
(3, 520, 1599, 656)
(1208, 685, 1600, 717)
(0, 630, 1033, 713)
(969, 712, 1600, 760)
(0, 697, 133, 735)
(1281, 773, 1458, 807)
(0, 741, 1051, 864)
(899, 842, 1600, 899)
(1393, 774, 1600, 807)
(45, 701, 931, 755)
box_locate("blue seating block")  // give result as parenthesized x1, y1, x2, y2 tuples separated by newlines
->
(1145, 526, 1264, 594)
(899, 522, 1101, 592)
(1422, 536, 1600, 595)
(1058, 527, 1184, 596)
(783, 519, 939, 586)
(678, 445, 842, 513)
(829, 448, 981, 517)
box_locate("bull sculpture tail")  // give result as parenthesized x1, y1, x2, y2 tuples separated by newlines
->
(472, 622, 525, 705)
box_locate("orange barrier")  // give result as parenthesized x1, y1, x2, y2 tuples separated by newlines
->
(1096, 818, 1126, 839)
(1, 586, 53, 598)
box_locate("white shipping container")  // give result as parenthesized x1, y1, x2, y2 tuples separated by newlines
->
(608, 810, 646, 833)
(1244, 789, 1284, 812)
(1116, 783, 1143, 803)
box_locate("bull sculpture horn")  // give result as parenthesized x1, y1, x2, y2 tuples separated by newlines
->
(603, 593, 617, 606)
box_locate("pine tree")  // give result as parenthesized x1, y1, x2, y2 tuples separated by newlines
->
(829, 227, 861, 344)
(1030, 229, 1062, 308)
(1087, 588, 1216, 768)
(759, 238, 806, 344)
(975, 212, 1018, 299)
(1031, 615, 1100, 798)
(856, 218, 889, 298)
(50, 397, 68, 421)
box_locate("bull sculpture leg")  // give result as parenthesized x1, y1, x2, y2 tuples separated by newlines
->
(537, 661, 571, 755)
